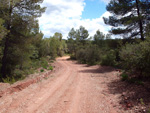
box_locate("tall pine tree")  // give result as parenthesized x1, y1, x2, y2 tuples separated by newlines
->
(103, 0, 150, 40)
(0, 0, 45, 78)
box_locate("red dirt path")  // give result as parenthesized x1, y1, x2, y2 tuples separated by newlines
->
(0, 56, 122, 113)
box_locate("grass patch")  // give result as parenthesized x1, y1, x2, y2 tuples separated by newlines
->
(140, 98, 145, 105)
(0, 56, 55, 84)
(42, 65, 47, 69)
(2, 75, 25, 84)
(48, 66, 53, 70)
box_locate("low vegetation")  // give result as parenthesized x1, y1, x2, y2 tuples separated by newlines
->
(0, 0, 67, 83)
(67, 25, 150, 82)
(0, 0, 150, 93)
(66, 0, 150, 85)
(0, 0, 150, 112)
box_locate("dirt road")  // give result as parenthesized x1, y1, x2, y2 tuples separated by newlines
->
(0, 56, 120, 113)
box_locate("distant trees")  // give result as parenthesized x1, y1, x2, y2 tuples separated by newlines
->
(103, 0, 150, 40)
(76, 26, 89, 46)
(67, 24, 150, 80)
(30, 31, 67, 62)
(67, 26, 118, 65)
(93, 30, 105, 48)
(67, 26, 89, 57)
(49, 34, 67, 59)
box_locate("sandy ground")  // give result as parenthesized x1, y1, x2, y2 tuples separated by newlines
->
(0, 56, 123, 113)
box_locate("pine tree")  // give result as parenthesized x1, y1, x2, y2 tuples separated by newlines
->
(0, 0, 45, 78)
(0, 18, 8, 39)
(67, 26, 89, 55)
(76, 26, 89, 46)
(103, 0, 150, 40)
(93, 30, 105, 48)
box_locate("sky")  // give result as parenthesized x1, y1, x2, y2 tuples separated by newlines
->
(39, 0, 111, 39)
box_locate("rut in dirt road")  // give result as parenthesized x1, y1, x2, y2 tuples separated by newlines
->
(0, 56, 120, 113)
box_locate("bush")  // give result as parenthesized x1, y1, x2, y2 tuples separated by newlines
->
(85, 45, 101, 65)
(119, 40, 150, 77)
(101, 50, 116, 66)
(40, 57, 48, 69)
(70, 54, 76, 60)
(75, 45, 101, 65)
(31, 60, 40, 69)
(76, 48, 86, 64)
(40, 69, 44, 72)
(2, 75, 25, 84)
(2, 76, 16, 84)
(49, 66, 53, 70)
(42, 65, 47, 69)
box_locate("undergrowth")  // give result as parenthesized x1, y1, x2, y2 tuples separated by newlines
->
(2, 75, 25, 84)
(0, 56, 55, 84)
(120, 72, 144, 85)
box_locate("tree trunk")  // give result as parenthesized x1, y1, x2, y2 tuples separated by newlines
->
(135, 0, 144, 41)
(1, 37, 9, 78)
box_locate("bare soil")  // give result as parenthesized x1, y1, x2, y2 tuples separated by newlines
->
(0, 56, 149, 113)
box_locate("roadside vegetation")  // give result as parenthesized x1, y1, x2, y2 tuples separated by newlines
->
(67, 0, 150, 83)
(0, 0, 150, 112)
(66, 1, 150, 111)
(0, 0, 150, 91)
(0, 0, 67, 83)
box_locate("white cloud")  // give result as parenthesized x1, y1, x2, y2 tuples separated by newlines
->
(39, 0, 111, 39)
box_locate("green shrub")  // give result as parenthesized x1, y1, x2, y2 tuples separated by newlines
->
(42, 65, 47, 69)
(76, 48, 86, 64)
(58, 51, 64, 57)
(13, 69, 23, 78)
(121, 73, 129, 81)
(2, 76, 16, 84)
(2, 75, 25, 84)
(101, 50, 116, 66)
(23, 69, 34, 75)
(140, 98, 145, 105)
(49, 66, 53, 70)
(119, 40, 150, 77)
(148, 108, 150, 113)
(41, 60, 48, 68)
(76, 45, 101, 65)
(85, 45, 101, 65)
(40, 69, 44, 72)
(31, 59, 41, 69)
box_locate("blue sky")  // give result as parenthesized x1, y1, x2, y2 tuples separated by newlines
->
(39, 0, 111, 38)
(82, 0, 107, 19)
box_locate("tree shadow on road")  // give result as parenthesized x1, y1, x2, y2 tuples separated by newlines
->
(107, 78, 150, 112)
(79, 66, 115, 74)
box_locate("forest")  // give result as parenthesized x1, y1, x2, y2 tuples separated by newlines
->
(0, 0, 150, 85)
